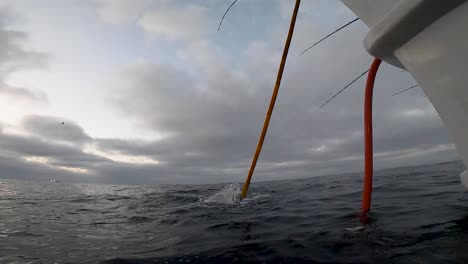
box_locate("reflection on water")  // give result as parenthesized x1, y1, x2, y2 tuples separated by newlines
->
(0, 180, 17, 197)
(240, 222, 254, 241)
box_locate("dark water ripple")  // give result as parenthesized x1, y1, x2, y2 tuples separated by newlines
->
(2, 161, 468, 263)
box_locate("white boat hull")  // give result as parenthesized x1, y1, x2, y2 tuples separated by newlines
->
(342, 0, 468, 174)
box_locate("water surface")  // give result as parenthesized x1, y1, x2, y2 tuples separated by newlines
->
(1, 161, 468, 263)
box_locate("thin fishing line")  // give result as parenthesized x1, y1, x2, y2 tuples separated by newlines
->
(299, 17, 359, 56)
(320, 68, 369, 109)
(218, 0, 239, 31)
(392, 84, 419, 96)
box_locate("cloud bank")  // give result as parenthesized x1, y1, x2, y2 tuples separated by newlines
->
(0, 1, 459, 184)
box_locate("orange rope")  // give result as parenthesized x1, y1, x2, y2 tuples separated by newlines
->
(241, 0, 300, 198)
(361, 58, 382, 214)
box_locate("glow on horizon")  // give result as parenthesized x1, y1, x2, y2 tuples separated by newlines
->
(84, 145, 161, 165)
(23, 156, 91, 174)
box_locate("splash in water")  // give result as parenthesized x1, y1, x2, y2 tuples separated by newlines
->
(203, 183, 242, 205)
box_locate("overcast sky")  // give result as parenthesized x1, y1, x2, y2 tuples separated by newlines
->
(0, 0, 459, 184)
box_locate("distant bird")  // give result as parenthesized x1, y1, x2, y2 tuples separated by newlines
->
(61, 122, 64, 125)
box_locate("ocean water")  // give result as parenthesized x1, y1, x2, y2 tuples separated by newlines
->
(2, 160, 468, 263)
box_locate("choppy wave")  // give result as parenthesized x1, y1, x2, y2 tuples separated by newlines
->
(1, 160, 468, 263)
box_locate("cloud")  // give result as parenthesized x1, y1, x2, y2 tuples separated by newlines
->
(106, 54, 457, 183)
(138, 3, 211, 41)
(0, 116, 239, 184)
(0, 8, 48, 102)
(96, 0, 212, 42)
(177, 39, 227, 76)
(0, 83, 47, 101)
(0, 128, 108, 179)
(21, 115, 92, 144)
(0, 114, 188, 183)
(0, 154, 83, 182)
(0, 1, 459, 185)
(0, 116, 168, 183)
(101, 0, 458, 183)
(96, 0, 153, 24)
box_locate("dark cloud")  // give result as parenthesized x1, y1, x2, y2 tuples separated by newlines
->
(0, 115, 114, 181)
(0, 154, 82, 182)
(0, 130, 109, 182)
(103, 4, 459, 184)
(0, 130, 107, 164)
(21, 115, 92, 144)
(104, 63, 457, 184)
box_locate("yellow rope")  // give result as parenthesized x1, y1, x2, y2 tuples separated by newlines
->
(241, 0, 301, 198)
